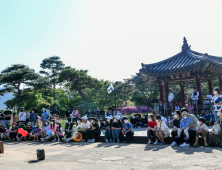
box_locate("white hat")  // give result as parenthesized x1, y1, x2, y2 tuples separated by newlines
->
(115, 115, 121, 120)
(81, 116, 88, 120)
(42, 108, 45, 111)
(106, 116, 113, 120)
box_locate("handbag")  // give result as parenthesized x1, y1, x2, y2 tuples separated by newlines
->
(213, 124, 221, 134)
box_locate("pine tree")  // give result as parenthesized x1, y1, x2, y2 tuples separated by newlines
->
(39, 56, 65, 100)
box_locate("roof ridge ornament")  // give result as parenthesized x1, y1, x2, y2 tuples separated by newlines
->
(181, 37, 191, 52)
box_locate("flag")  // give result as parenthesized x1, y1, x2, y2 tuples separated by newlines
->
(107, 84, 114, 94)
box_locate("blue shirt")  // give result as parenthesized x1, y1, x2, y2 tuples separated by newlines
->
(180, 118, 190, 128)
(122, 123, 132, 132)
(204, 114, 212, 122)
(106, 111, 114, 117)
(116, 112, 122, 119)
(41, 112, 48, 121)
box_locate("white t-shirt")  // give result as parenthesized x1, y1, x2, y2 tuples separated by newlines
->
(79, 121, 91, 129)
(157, 120, 170, 137)
(197, 123, 209, 132)
(19, 112, 27, 121)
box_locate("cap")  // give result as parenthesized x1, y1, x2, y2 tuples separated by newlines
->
(81, 116, 88, 120)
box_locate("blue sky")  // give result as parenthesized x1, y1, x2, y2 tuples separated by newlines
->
(1, 0, 222, 82)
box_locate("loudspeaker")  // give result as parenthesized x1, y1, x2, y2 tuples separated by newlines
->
(37, 149, 45, 160)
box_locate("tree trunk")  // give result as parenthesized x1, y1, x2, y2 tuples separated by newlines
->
(77, 89, 87, 109)
(53, 81, 56, 100)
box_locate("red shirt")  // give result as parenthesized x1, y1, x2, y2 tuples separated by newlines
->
(148, 121, 157, 128)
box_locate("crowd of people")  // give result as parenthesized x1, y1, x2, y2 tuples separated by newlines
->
(0, 87, 222, 147)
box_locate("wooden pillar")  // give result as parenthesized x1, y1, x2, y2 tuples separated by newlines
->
(196, 76, 202, 103)
(159, 84, 164, 102)
(219, 78, 222, 92)
(180, 83, 185, 106)
(207, 80, 213, 95)
(164, 80, 169, 103)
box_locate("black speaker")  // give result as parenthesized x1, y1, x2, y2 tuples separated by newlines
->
(37, 149, 45, 160)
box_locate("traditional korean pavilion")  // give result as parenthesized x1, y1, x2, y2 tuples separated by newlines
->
(135, 37, 222, 108)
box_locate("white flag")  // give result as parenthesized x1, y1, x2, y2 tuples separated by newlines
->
(107, 84, 114, 94)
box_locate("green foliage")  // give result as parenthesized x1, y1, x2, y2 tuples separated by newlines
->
(39, 56, 65, 99)
(0, 64, 49, 112)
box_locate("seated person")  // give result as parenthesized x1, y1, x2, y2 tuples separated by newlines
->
(209, 109, 222, 146)
(62, 119, 73, 141)
(147, 115, 158, 144)
(53, 123, 63, 142)
(122, 117, 134, 143)
(88, 117, 100, 143)
(64, 122, 79, 143)
(193, 117, 209, 147)
(176, 111, 190, 140)
(130, 115, 139, 128)
(25, 123, 33, 141)
(141, 115, 148, 127)
(40, 121, 50, 138)
(33, 124, 42, 141)
(0, 124, 6, 140)
(17, 121, 26, 141)
(41, 120, 57, 142)
(78, 116, 91, 142)
(3, 124, 11, 141)
(111, 115, 122, 143)
(9, 122, 18, 141)
(171, 110, 181, 146)
(105, 116, 113, 143)
(100, 118, 106, 131)
(203, 110, 213, 126)
(155, 115, 170, 145)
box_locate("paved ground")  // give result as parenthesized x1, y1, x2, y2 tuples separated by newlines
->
(1, 141, 222, 170)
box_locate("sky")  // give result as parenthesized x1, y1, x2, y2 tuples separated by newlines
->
(1, 0, 222, 82)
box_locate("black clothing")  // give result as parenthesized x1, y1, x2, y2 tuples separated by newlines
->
(125, 131, 134, 142)
(0, 126, 6, 133)
(90, 123, 101, 140)
(105, 122, 112, 129)
(112, 122, 122, 129)
(10, 126, 18, 139)
(130, 118, 138, 124)
(100, 122, 105, 130)
(4, 110, 12, 120)
(53, 110, 60, 116)
(158, 104, 165, 115)
(173, 119, 181, 128)
(65, 111, 72, 122)
(175, 129, 196, 145)
(64, 123, 73, 137)
(26, 127, 32, 133)
(141, 118, 148, 124)
(91, 123, 100, 131)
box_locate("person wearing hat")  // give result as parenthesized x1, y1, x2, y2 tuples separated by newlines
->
(4, 106, 12, 127)
(26, 122, 33, 141)
(122, 117, 133, 143)
(19, 107, 27, 123)
(41, 108, 49, 127)
(111, 115, 122, 143)
(105, 116, 113, 143)
(203, 110, 213, 126)
(78, 116, 91, 142)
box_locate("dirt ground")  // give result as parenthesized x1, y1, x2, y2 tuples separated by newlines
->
(0, 141, 222, 170)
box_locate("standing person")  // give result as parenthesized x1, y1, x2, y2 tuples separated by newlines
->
(18, 107, 26, 123)
(191, 87, 199, 113)
(46, 106, 52, 120)
(25, 108, 30, 123)
(53, 106, 60, 117)
(41, 108, 48, 127)
(122, 117, 134, 143)
(65, 107, 72, 123)
(72, 106, 79, 123)
(171, 110, 181, 146)
(168, 89, 174, 109)
(157, 101, 165, 116)
(111, 116, 122, 143)
(106, 107, 114, 117)
(95, 107, 101, 121)
(105, 116, 113, 143)
(193, 117, 209, 147)
(147, 115, 158, 144)
(116, 109, 123, 121)
(211, 87, 222, 123)
(78, 116, 91, 142)
(187, 101, 193, 113)
(88, 118, 101, 143)
(30, 109, 38, 127)
(155, 115, 170, 145)
(4, 106, 12, 127)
